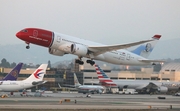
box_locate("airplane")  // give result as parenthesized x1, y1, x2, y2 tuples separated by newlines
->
(95, 64, 180, 94)
(57, 83, 77, 91)
(73, 73, 104, 94)
(2, 62, 23, 81)
(0, 64, 47, 92)
(16, 28, 164, 66)
(173, 92, 180, 96)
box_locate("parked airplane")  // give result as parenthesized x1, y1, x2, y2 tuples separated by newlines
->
(73, 73, 104, 94)
(2, 62, 23, 81)
(173, 92, 180, 96)
(0, 64, 47, 91)
(95, 64, 180, 94)
(16, 28, 163, 66)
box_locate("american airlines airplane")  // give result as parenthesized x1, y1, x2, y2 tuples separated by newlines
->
(95, 64, 180, 94)
(16, 28, 163, 66)
(0, 64, 47, 91)
(73, 73, 104, 94)
(2, 62, 23, 81)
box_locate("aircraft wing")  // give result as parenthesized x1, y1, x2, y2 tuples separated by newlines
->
(136, 82, 159, 90)
(145, 82, 159, 89)
(138, 59, 165, 63)
(32, 81, 47, 86)
(88, 39, 153, 56)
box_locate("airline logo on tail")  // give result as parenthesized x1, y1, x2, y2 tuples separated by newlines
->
(95, 65, 117, 87)
(11, 70, 18, 78)
(34, 69, 44, 79)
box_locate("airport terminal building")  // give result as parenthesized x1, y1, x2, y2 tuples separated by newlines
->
(0, 62, 180, 92)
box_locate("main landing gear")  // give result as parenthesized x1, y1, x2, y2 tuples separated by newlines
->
(75, 59, 84, 65)
(75, 58, 95, 66)
(86, 60, 95, 66)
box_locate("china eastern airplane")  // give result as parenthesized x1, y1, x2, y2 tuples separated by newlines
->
(16, 28, 163, 66)
(73, 73, 104, 94)
(0, 64, 47, 91)
(95, 64, 180, 94)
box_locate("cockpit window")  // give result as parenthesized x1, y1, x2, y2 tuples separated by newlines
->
(21, 29, 28, 33)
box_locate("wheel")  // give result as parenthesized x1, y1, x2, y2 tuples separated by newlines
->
(75, 59, 84, 65)
(86, 60, 91, 63)
(26, 46, 30, 49)
(79, 61, 84, 65)
(90, 61, 95, 66)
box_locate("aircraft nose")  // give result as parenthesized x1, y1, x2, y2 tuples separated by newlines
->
(16, 32, 22, 38)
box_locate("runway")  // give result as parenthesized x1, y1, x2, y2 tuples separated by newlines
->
(0, 92, 180, 110)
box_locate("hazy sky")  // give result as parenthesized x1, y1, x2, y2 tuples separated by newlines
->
(0, 0, 180, 45)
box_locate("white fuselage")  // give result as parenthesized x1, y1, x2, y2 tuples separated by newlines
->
(78, 85, 104, 90)
(77, 85, 104, 94)
(112, 80, 180, 90)
(0, 80, 35, 92)
(50, 32, 150, 65)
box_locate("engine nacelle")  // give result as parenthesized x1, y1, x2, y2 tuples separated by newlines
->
(72, 44, 88, 57)
(49, 48, 65, 56)
(59, 43, 88, 57)
(158, 86, 168, 93)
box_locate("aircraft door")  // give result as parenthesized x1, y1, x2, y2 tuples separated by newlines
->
(56, 36, 61, 43)
(126, 54, 131, 60)
(50, 33, 61, 49)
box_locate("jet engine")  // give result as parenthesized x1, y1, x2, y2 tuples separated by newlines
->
(71, 44, 88, 57)
(58, 43, 88, 57)
(48, 48, 65, 56)
(158, 86, 168, 93)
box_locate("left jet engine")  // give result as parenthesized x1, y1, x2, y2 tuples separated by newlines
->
(59, 43, 88, 57)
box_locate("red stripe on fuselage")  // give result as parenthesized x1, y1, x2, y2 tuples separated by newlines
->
(99, 80, 113, 82)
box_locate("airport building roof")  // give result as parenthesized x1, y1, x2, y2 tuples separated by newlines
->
(161, 62, 180, 72)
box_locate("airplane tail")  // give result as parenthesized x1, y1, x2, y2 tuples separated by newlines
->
(24, 64, 48, 82)
(129, 35, 161, 58)
(2, 62, 23, 81)
(74, 73, 81, 87)
(58, 83, 62, 88)
(94, 64, 117, 87)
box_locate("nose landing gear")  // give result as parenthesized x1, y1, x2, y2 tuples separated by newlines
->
(25, 42, 30, 49)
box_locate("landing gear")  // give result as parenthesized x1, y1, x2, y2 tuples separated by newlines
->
(26, 45, 30, 49)
(86, 60, 95, 66)
(75, 57, 95, 66)
(25, 42, 30, 49)
(75, 59, 84, 65)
